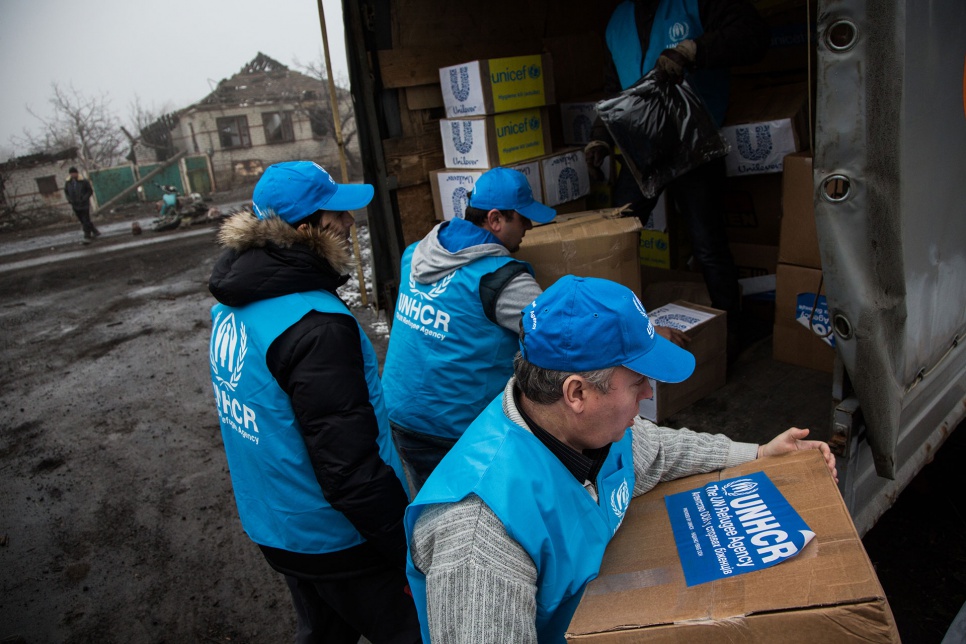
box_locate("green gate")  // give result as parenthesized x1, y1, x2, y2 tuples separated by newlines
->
(89, 166, 138, 206)
(139, 163, 185, 201)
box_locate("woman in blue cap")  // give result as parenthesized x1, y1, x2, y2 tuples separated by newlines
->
(208, 161, 419, 643)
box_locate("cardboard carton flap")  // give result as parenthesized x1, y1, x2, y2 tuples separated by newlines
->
(568, 451, 894, 639)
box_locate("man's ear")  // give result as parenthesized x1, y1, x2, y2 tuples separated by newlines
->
(561, 375, 588, 413)
(484, 208, 504, 233)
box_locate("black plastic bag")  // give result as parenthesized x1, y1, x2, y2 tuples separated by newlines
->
(596, 70, 730, 198)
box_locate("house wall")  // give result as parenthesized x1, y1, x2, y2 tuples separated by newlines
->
(1, 161, 78, 216)
(176, 103, 343, 189)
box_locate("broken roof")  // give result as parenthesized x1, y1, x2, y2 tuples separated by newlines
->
(0, 147, 79, 172)
(195, 52, 335, 108)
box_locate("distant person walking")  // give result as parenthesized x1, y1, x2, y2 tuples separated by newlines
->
(64, 167, 100, 244)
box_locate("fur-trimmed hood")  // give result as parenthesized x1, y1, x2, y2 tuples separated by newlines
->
(217, 211, 353, 275)
(208, 212, 354, 308)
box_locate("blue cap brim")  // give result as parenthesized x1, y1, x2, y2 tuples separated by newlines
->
(516, 200, 557, 224)
(623, 335, 696, 384)
(320, 183, 375, 211)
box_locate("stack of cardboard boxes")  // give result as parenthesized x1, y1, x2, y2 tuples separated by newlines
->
(429, 54, 592, 221)
(774, 152, 836, 372)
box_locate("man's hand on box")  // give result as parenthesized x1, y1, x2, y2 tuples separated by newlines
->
(655, 325, 690, 348)
(758, 427, 839, 483)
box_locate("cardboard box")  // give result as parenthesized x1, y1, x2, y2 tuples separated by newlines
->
(558, 95, 605, 145)
(730, 242, 779, 279)
(507, 159, 542, 204)
(721, 83, 808, 176)
(779, 152, 822, 268)
(638, 301, 726, 423)
(514, 209, 643, 293)
(567, 450, 900, 642)
(723, 173, 783, 245)
(538, 148, 591, 207)
(439, 54, 555, 118)
(440, 108, 551, 170)
(428, 169, 482, 221)
(774, 263, 836, 372)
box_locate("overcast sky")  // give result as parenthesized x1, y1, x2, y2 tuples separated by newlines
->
(0, 0, 349, 159)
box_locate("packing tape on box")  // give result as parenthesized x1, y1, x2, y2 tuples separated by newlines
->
(583, 567, 676, 596)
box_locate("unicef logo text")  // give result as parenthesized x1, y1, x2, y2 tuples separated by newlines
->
(722, 479, 759, 497)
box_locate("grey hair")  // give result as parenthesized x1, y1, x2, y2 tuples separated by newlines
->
(513, 352, 615, 405)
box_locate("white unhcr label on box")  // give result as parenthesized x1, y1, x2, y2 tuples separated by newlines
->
(540, 150, 590, 207)
(440, 61, 486, 118)
(435, 171, 483, 220)
(440, 118, 491, 169)
(721, 119, 798, 176)
(647, 302, 717, 332)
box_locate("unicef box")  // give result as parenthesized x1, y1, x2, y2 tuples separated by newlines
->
(720, 82, 808, 177)
(439, 107, 551, 170)
(439, 54, 555, 118)
(567, 450, 900, 642)
(637, 301, 726, 424)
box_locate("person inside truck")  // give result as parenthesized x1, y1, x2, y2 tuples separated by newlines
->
(585, 0, 770, 362)
(405, 275, 837, 643)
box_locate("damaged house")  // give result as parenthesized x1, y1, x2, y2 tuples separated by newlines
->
(0, 148, 83, 227)
(136, 52, 353, 189)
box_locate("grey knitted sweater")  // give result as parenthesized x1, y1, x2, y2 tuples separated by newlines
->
(410, 378, 759, 642)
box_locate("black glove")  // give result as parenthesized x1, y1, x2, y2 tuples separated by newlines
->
(654, 40, 696, 84)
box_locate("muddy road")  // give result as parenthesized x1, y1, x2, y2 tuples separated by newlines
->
(0, 226, 298, 642)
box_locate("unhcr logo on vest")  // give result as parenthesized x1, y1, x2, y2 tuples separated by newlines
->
(210, 310, 260, 444)
(394, 273, 453, 341)
(211, 311, 247, 391)
(610, 478, 630, 533)
(668, 21, 690, 42)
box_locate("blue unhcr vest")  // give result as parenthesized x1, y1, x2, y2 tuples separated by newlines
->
(606, 0, 730, 126)
(405, 393, 636, 642)
(210, 290, 407, 553)
(382, 244, 529, 440)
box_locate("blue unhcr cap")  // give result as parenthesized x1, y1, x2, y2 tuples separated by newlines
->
(520, 275, 695, 383)
(252, 161, 374, 224)
(468, 167, 556, 224)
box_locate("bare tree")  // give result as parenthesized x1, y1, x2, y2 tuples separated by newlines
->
(12, 82, 125, 172)
(292, 58, 362, 179)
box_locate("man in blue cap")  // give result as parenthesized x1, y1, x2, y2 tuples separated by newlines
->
(381, 166, 557, 491)
(208, 161, 419, 643)
(404, 275, 837, 643)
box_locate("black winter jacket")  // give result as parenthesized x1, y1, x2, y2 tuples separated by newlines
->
(208, 213, 410, 572)
(64, 177, 93, 209)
